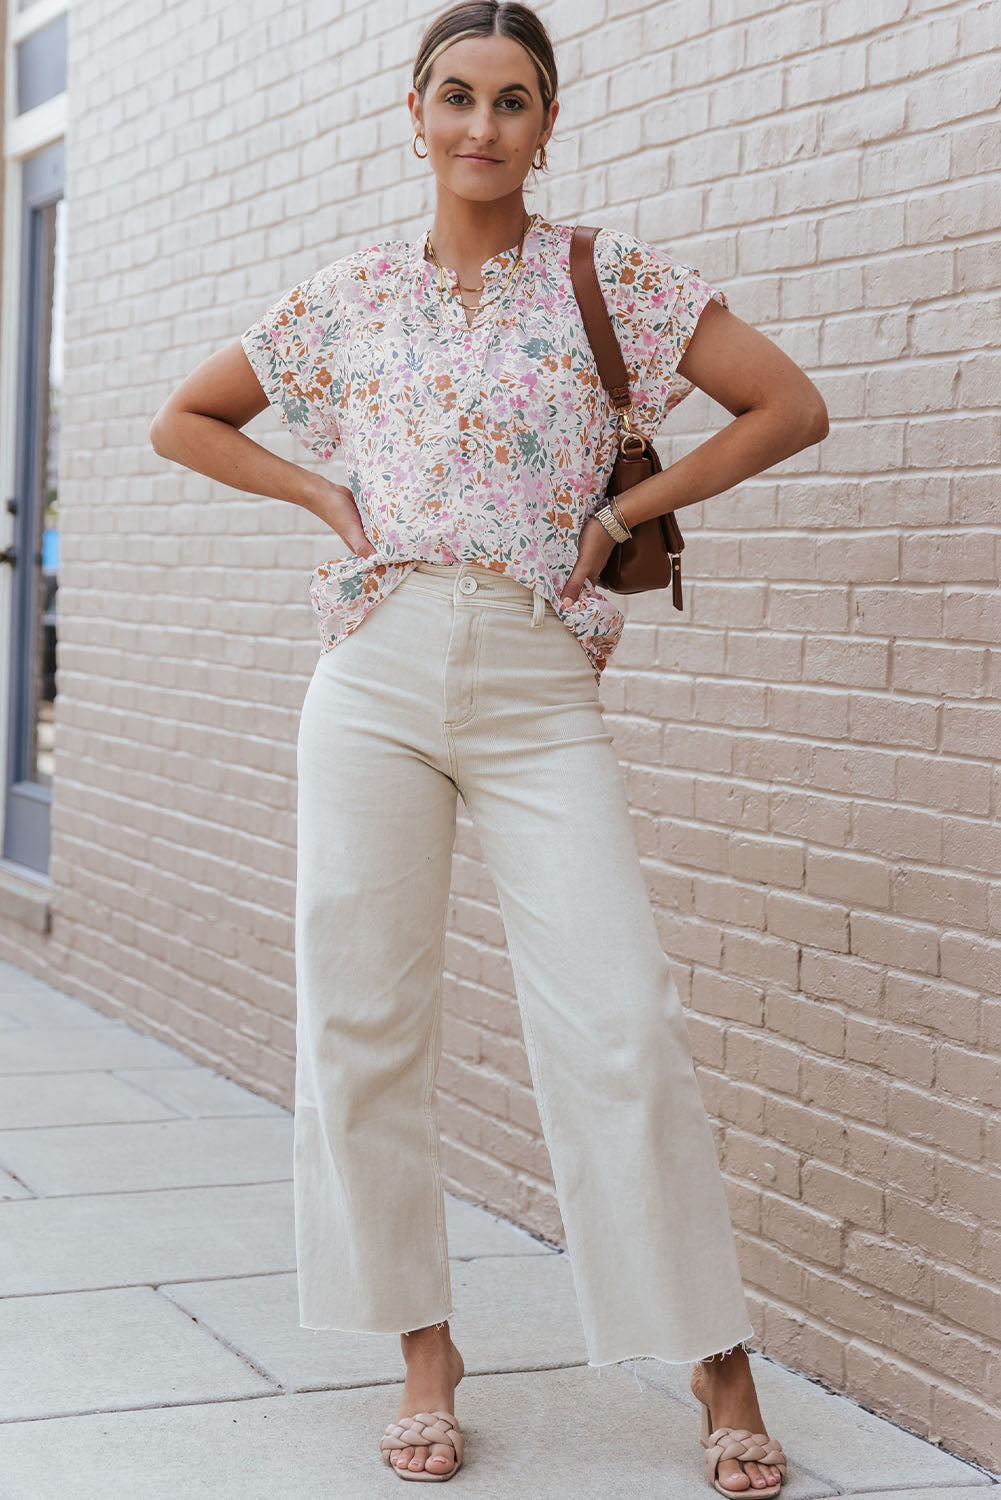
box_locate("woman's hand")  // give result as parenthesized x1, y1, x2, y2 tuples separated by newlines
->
(307, 479, 379, 559)
(560, 514, 618, 606)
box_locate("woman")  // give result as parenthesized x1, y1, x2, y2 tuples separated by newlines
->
(151, 1, 827, 1487)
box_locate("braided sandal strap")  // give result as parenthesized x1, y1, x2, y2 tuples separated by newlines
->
(380, 1409, 464, 1468)
(705, 1426, 787, 1484)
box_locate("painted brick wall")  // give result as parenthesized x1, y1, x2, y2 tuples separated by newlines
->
(3, 0, 998, 1469)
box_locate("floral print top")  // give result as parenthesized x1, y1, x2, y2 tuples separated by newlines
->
(240, 213, 727, 681)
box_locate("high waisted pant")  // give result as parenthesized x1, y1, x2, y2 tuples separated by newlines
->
(293, 559, 754, 1368)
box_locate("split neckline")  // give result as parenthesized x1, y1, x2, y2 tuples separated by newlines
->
(407, 213, 551, 330)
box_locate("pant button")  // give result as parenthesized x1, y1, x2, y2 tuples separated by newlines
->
(458, 576, 478, 594)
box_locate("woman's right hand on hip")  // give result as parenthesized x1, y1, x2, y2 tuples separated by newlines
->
(309, 479, 379, 560)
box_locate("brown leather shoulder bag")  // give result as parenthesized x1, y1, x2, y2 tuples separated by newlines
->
(568, 224, 684, 608)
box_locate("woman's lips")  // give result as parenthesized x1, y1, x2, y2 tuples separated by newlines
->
(460, 154, 501, 163)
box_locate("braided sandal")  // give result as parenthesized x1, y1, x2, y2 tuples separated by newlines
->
(379, 1409, 464, 1482)
(699, 1397, 787, 1498)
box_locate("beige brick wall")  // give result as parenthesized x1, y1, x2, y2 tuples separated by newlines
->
(3, 0, 999, 1469)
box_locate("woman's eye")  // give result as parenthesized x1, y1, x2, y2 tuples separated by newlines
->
(443, 92, 524, 110)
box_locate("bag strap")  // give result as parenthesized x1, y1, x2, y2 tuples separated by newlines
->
(568, 223, 686, 611)
(568, 225, 633, 416)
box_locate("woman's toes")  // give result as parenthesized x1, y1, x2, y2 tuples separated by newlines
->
(746, 1461, 781, 1487)
(426, 1443, 455, 1471)
(393, 1446, 414, 1468)
(408, 1444, 430, 1470)
(718, 1461, 751, 1489)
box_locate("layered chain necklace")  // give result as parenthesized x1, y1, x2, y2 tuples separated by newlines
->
(424, 212, 537, 330)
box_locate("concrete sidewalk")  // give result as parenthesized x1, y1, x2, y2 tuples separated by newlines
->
(0, 957, 995, 1499)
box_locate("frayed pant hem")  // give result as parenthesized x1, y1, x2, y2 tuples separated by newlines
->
(587, 1329, 755, 1372)
(298, 1313, 455, 1335)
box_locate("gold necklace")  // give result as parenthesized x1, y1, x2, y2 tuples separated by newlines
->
(425, 213, 532, 303)
(425, 215, 532, 323)
(424, 213, 535, 329)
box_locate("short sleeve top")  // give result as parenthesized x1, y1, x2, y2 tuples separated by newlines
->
(240, 213, 727, 680)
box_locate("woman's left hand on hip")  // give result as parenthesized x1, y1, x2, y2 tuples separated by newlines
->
(560, 517, 618, 607)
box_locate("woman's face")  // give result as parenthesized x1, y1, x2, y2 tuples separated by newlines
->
(409, 34, 557, 202)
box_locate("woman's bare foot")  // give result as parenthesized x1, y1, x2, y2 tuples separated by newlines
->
(691, 1347, 783, 1491)
(389, 1321, 465, 1476)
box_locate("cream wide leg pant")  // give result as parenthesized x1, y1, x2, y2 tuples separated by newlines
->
(293, 558, 754, 1368)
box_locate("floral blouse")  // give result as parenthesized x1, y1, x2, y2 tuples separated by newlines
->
(240, 213, 727, 681)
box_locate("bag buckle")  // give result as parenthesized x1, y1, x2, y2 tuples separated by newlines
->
(616, 400, 636, 440)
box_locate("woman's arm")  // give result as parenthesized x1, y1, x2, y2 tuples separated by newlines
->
(149, 339, 377, 558)
(612, 298, 829, 532)
(559, 299, 828, 605)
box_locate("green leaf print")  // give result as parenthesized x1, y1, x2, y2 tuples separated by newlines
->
(337, 572, 372, 604)
(515, 429, 546, 472)
(282, 394, 312, 427)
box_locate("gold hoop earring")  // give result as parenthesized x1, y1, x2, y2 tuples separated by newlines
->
(412, 132, 428, 159)
(532, 144, 547, 171)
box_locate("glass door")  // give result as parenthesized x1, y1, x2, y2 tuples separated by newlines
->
(3, 140, 65, 875)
